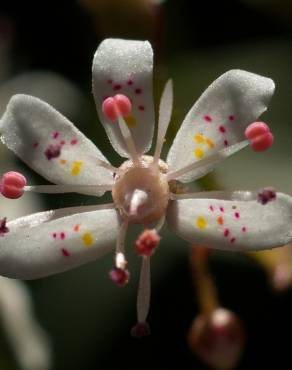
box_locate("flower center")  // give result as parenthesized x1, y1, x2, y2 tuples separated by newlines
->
(112, 156, 169, 224)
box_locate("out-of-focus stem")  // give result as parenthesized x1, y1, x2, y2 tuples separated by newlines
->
(190, 246, 218, 315)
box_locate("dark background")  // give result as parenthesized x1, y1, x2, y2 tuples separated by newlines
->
(0, 0, 292, 369)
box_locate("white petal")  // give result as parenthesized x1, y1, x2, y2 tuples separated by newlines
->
(167, 192, 292, 251)
(0, 277, 51, 370)
(92, 38, 155, 157)
(0, 94, 113, 195)
(167, 70, 275, 182)
(0, 206, 120, 279)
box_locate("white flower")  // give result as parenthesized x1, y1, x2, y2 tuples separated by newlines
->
(0, 38, 292, 333)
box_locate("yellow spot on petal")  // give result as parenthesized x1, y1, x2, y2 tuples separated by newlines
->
(194, 134, 205, 144)
(59, 159, 67, 165)
(194, 148, 205, 159)
(82, 232, 93, 246)
(124, 115, 137, 128)
(206, 138, 215, 148)
(71, 161, 83, 176)
(196, 216, 207, 230)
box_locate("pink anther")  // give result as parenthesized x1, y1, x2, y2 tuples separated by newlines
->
(245, 122, 274, 151)
(0, 171, 27, 199)
(134, 229, 160, 257)
(102, 94, 132, 122)
(109, 267, 130, 287)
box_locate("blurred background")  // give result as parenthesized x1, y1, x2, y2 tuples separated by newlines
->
(0, 0, 292, 369)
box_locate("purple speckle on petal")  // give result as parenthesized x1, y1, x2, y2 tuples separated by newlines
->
(44, 144, 61, 160)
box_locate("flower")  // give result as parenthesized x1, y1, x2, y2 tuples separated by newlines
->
(0, 38, 292, 334)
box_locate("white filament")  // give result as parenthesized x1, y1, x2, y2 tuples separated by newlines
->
(153, 79, 173, 165)
(115, 221, 128, 269)
(137, 257, 151, 323)
(24, 184, 112, 194)
(167, 140, 249, 181)
(118, 117, 140, 165)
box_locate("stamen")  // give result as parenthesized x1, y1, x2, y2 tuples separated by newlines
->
(167, 140, 248, 181)
(0, 171, 27, 199)
(96, 158, 118, 173)
(153, 79, 173, 165)
(118, 117, 140, 165)
(131, 256, 151, 337)
(24, 184, 112, 194)
(109, 268, 130, 287)
(102, 94, 140, 165)
(245, 122, 274, 151)
(134, 229, 160, 257)
(110, 221, 129, 287)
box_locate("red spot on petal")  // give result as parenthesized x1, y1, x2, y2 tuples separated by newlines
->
(219, 125, 226, 133)
(209, 205, 214, 212)
(70, 139, 78, 145)
(138, 105, 145, 111)
(107, 79, 113, 84)
(230, 237, 236, 243)
(219, 207, 224, 212)
(52, 233, 57, 239)
(135, 88, 142, 94)
(113, 84, 122, 91)
(60, 140, 66, 145)
(224, 228, 230, 237)
(242, 226, 247, 232)
(204, 115, 212, 122)
(234, 212, 240, 219)
(127, 79, 134, 85)
(61, 248, 70, 257)
(229, 115, 235, 121)
(60, 232, 66, 240)
(224, 139, 229, 147)
(52, 131, 59, 139)
(33, 142, 39, 149)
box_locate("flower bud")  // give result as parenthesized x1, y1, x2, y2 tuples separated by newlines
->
(188, 308, 245, 370)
